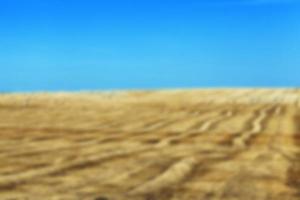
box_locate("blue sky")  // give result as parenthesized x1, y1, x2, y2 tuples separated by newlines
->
(0, 0, 300, 92)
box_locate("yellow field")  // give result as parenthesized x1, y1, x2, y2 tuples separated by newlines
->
(0, 89, 299, 200)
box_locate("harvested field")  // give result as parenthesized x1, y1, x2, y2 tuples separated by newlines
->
(0, 89, 299, 200)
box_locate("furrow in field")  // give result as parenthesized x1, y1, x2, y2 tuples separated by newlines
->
(286, 109, 300, 198)
(0, 143, 153, 189)
(129, 156, 199, 196)
(231, 106, 275, 149)
(156, 109, 235, 147)
(169, 105, 278, 200)
(213, 105, 298, 200)
(119, 104, 218, 132)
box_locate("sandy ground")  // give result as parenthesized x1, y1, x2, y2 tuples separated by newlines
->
(0, 89, 299, 200)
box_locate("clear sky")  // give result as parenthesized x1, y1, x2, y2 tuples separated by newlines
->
(1, 0, 300, 92)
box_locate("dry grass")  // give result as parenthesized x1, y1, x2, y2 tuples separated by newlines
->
(0, 89, 299, 200)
